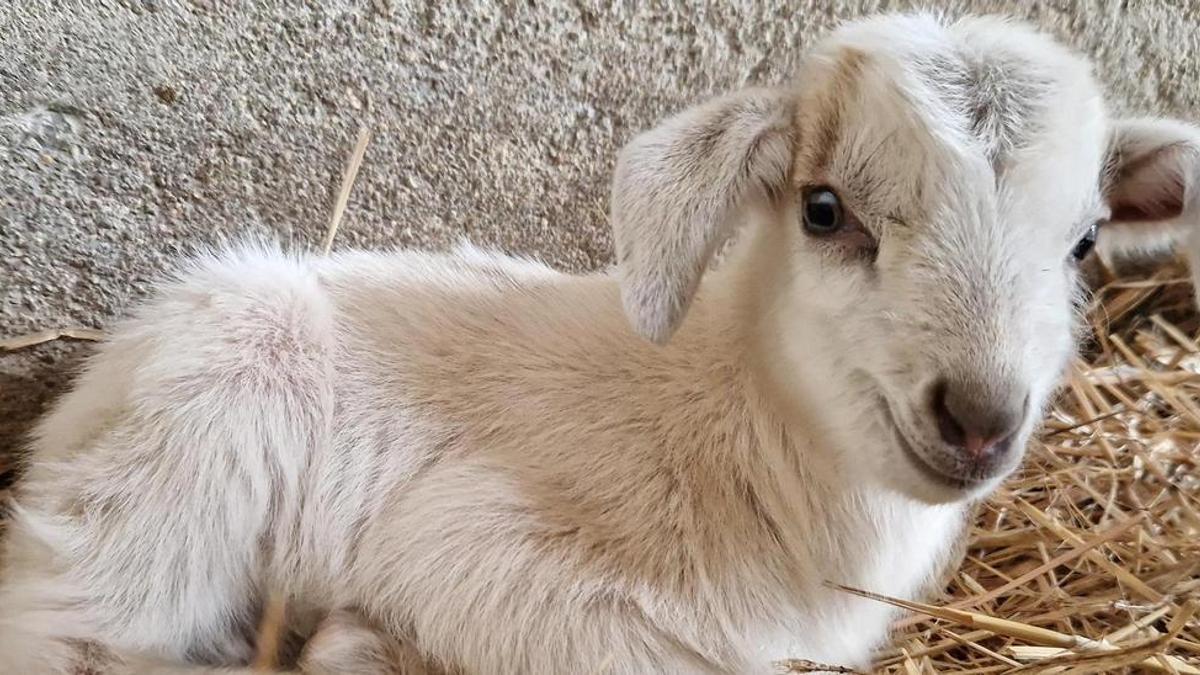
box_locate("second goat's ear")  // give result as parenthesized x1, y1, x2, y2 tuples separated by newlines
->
(1098, 118, 1200, 306)
(611, 88, 795, 344)
(1100, 118, 1200, 256)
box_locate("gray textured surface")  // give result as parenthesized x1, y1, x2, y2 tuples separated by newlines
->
(3, 1, 1200, 464)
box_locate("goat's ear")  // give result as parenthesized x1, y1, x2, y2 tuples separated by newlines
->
(611, 88, 795, 344)
(1100, 118, 1200, 259)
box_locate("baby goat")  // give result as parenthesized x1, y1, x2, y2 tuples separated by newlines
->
(3, 12, 1199, 675)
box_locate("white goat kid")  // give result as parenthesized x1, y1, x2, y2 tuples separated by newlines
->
(4, 12, 1200, 675)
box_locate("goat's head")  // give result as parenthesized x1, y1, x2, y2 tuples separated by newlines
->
(611, 13, 1200, 503)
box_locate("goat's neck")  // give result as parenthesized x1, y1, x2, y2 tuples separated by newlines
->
(680, 215, 843, 481)
(676, 218, 966, 588)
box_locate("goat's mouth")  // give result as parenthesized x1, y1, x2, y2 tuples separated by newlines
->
(877, 397, 983, 491)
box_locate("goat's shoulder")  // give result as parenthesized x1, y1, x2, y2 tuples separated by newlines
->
(110, 243, 337, 402)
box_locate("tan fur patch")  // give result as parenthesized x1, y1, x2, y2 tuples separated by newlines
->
(796, 47, 869, 180)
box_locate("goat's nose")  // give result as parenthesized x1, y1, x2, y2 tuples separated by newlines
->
(930, 378, 1026, 458)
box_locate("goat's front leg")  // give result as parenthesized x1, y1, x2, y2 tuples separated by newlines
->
(298, 610, 447, 675)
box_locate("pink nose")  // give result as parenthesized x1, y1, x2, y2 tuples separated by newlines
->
(962, 432, 1005, 459)
(930, 378, 1024, 459)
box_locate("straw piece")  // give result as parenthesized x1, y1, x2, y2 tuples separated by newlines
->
(837, 584, 1200, 675)
(322, 125, 372, 254)
(1105, 604, 1174, 644)
(774, 659, 862, 673)
(1151, 314, 1200, 354)
(1009, 601, 1199, 675)
(1013, 498, 1164, 604)
(894, 512, 1146, 631)
(252, 593, 287, 671)
(0, 327, 103, 351)
(832, 584, 1089, 649)
(936, 626, 1022, 668)
(876, 630, 996, 667)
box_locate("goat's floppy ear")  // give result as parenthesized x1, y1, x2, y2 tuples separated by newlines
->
(611, 88, 795, 344)
(1100, 118, 1200, 258)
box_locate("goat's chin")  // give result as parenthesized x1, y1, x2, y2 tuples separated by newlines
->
(884, 466, 1004, 506)
(887, 434, 1012, 505)
(860, 429, 1006, 505)
(833, 429, 995, 505)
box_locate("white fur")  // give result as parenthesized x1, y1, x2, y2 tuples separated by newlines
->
(3, 12, 1199, 675)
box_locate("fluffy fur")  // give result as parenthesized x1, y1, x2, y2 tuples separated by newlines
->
(3, 12, 1200, 674)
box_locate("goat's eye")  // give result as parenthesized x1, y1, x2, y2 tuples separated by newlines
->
(802, 187, 845, 235)
(1071, 222, 1099, 261)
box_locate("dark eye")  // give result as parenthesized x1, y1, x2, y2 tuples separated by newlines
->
(802, 187, 845, 235)
(1071, 222, 1099, 261)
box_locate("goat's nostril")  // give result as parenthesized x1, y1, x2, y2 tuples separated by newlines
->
(929, 377, 1024, 459)
(931, 379, 966, 448)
